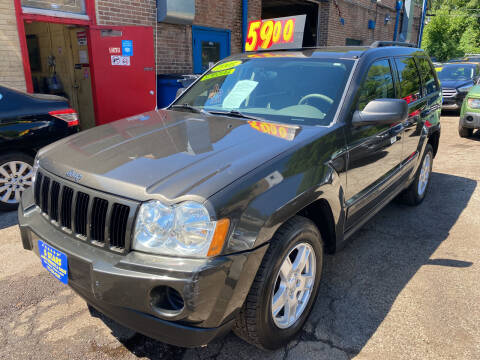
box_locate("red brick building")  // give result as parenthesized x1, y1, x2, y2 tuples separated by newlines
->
(4, 0, 422, 127)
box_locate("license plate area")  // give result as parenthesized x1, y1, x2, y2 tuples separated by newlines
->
(38, 240, 68, 284)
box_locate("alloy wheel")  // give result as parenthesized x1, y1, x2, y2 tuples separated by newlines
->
(271, 242, 316, 329)
(0, 161, 33, 204)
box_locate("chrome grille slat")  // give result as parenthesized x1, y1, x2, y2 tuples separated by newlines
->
(91, 197, 108, 243)
(49, 181, 61, 222)
(40, 177, 50, 214)
(442, 88, 457, 98)
(60, 186, 74, 229)
(33, 169, 136, 254)
(74, 192, 89, 237)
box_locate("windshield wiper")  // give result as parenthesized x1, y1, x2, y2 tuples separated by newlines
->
(207, 110, 264, 121)
(170, 104, 211, 115)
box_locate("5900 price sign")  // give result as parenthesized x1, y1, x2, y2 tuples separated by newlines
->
(245, 15, 306, 52)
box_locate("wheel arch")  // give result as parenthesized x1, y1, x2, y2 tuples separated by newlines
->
(297, 198, 337, 254)
(428, 128, 440, 158)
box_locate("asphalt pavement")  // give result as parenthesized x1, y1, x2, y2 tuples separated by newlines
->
(1, 115, 479, 360)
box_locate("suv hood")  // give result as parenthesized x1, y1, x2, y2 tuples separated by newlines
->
(39, 110, 319, 202)
(440, 79, 474, 89)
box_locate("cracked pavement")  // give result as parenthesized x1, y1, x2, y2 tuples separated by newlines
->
(1, 115, 479, 360)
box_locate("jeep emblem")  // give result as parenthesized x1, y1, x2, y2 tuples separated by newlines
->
(65, 170, 82, 182)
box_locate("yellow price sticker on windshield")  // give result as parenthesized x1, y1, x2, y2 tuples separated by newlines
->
(201, 68, 236, 82)
(211, 60, 242, 72)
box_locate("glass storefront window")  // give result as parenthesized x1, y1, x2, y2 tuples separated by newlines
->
(21, 0, 86, 15)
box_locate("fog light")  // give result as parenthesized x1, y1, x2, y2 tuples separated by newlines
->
(466, 116, 474, 122)
(150, 286, 184, 316)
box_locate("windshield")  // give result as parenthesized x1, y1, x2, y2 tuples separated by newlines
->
(174, 57, 354, 126)
(437, 65, 475, 81)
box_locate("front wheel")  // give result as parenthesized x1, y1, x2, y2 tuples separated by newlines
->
(0, 153, 34, 211)
(459, 126, 473, 138)
(233, 216, 324, 350)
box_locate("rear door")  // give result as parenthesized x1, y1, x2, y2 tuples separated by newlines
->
(88, 26, 156, 126)
(393, 56, 435, 163)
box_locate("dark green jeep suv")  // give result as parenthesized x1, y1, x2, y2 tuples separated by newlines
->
(18, 43, 441, 350)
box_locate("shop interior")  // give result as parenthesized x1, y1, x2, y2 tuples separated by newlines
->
(24, 21, 96, 129)
(262, 0, 320, 47)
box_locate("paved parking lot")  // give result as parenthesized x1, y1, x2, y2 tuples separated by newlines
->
(1, 115, 479, 360)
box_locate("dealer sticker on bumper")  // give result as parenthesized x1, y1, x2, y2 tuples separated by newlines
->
(38, 240, 68, 284)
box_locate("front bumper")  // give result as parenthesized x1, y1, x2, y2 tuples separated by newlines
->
(18, 189, 267, 347)
(460, 111, 480, 129)
(442, 93, 466, 110)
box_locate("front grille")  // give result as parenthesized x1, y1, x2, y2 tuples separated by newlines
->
(33, 170, 136, 253)
(442, 88, 457, 98)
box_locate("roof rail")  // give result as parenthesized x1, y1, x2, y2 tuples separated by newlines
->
(370, 41, 416, 48)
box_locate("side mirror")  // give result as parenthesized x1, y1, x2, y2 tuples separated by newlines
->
(352, 99, 408, 127)
(176, 88, 186, 98)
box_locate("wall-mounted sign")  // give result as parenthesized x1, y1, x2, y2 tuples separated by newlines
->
(245, 15, 306, 52)
(122, 40, 133, 56)
(109, 47, 121, 54)
(76, 30, 87, 46)
(111, 55, 130, 66)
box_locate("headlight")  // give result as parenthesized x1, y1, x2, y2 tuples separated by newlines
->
(133, 200, 230, 257)
(467, 98, 480, 109)
(32, 156, 40, 184)
(458, 85, 473, 93)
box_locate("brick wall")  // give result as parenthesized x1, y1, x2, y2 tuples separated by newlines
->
(96, 0, 261, 74)
(0, 0, 26, 91)
(324, 0, 422, 46)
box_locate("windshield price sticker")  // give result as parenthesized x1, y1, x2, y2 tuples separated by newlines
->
(245, 15, 306, 52)
(201, 68, 236, 82)
(248, 121, 298, 141)
(211, 60, 243, 72)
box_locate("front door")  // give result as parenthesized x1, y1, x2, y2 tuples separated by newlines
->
(345, 58, 404, 229)
(70, 27, 95, 129)
(192, 26, 231, 74)
(88, 26, 156, 125)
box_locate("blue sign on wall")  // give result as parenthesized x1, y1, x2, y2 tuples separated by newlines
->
(122, 40, 133, 56)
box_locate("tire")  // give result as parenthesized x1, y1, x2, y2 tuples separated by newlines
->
(458, 126, 473, 138)
(0, 152, 34, 211)
(398, 144, 433, 206)
(233, 216, 324, 350)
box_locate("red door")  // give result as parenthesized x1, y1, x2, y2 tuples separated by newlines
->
(89, 26, 156, 125)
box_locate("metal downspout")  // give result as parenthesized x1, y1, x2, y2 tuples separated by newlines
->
(242, 0, 248, 52)
(393, 1, 402, 41)
(417, 0, 428, 47)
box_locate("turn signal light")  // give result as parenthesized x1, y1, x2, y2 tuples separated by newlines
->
(49, 109, 79, 127)
(207, 218, 230, 257)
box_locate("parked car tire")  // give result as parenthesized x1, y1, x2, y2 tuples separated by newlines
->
(399, 144, 434, 206)
(233, 216, 324, 350)
(0, 152, 34, 211)
(458, 126, 473, 138)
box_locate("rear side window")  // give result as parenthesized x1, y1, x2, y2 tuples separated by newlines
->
(394, 57, 422, 103)
(416, 57, 439, 96)
(357, 59, 395, 110)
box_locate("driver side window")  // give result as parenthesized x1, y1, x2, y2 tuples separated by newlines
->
(357, 59, 395, 111)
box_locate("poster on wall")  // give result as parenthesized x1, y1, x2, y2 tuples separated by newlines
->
(76, 31, 87, 46)
(245, 15, 306, 52)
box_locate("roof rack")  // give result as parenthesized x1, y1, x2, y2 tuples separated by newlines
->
(370, 41, 416, 48)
